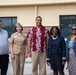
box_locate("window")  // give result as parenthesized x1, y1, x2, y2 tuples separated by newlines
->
(60, 15, 76, 38)
(0, 17, 17, 37)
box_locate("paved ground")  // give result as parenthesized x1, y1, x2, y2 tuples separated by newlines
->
(7, 55, 69, 75)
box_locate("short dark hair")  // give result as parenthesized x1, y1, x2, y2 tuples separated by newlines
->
(50, 26, 61, 36)
(14, 23, 23, 31)
(36, 16, 42, 20)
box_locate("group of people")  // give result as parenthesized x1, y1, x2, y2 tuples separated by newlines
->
(0, 16, 76, 75)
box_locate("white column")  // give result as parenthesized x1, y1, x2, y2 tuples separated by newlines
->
(35, 5, 38, 18)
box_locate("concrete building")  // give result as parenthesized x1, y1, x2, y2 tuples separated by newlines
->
(0, 0, 76, 37)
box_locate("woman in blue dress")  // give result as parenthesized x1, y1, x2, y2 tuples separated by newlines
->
(47, 27, 66, 75)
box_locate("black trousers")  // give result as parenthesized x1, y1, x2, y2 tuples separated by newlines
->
(0, 54, 9, 75)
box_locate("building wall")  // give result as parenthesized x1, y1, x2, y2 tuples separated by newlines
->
(0, 6, 35, 26)
(38, 4, 76, 26)
(0, 2, 76, 34)
(0, 4, 76, 26)
(0, 0, 76, 5)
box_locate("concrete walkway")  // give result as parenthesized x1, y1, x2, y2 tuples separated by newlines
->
(7, 55, 69, 75)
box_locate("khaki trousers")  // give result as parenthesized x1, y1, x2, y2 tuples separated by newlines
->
(32, 52, 46, 75)
(12, 53, 25, 75)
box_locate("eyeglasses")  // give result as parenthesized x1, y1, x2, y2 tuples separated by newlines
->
(72, 28, 76, 30)
(52, 30, 58, 33)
